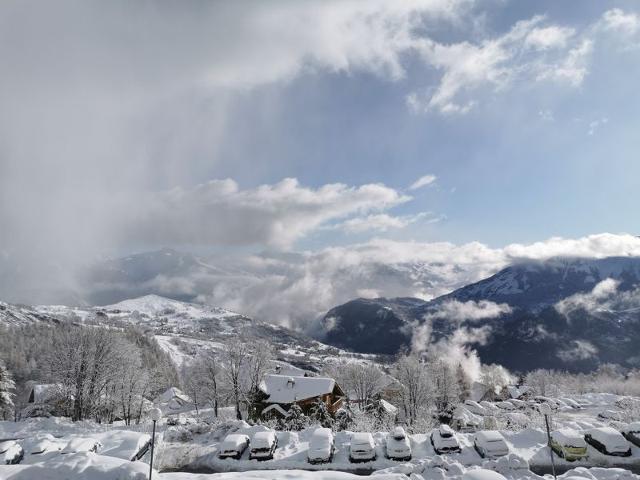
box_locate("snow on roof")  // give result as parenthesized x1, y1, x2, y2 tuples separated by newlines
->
(476, 430, 504, 442)
(587, 427, 629, 449)
(463, 468, 508, 480)
(154, 387, 190, 404)
(623, 422, 640, 434)
(470, 382, 490, 402)
(261, 404, 290, 418)
(260, 374, 337, 404)
(379, 399, 398, 415)
(507, 385, 531, 399)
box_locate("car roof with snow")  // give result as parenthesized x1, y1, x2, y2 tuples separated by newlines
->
(551, 429, 587, 447)
(221, 434, 249, 450)
(260, 374, 339, 404)
(476, 430, 504, 442)
(623, 422, 640, 433)
(351, 432, 374, 446)
(587, 427, 628, 447)
(252, 431, 276, 447)
(463, 468, 508, 480)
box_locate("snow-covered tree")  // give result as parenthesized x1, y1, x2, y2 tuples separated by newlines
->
(309, 398, 333, 428)
(392, 353, 433, 425)
(283, 403, 308, 431)
(0, 360, 15, 420)
(221, 342, 249, 420)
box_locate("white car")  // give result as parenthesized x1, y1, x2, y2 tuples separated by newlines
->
(308, 428, 334, 464)
(249, 431, 278, 460)
(349, 432, 376, 462)
(61, 437, 102, 454)
(584, 427, 631, 457)
(474, 431, 509, 458)
(508, 399, 527, 410)
(560, 397, 582, 409)
(218, 433, 250, 459)
(464, 400, 488, 416)
(598, 410, 625, 422)
(0, 440, 24, 465)
(386, 426, 411, 461)
(431, 424, 461, 454)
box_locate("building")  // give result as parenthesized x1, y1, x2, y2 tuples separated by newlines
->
(256, 374, 345, 419)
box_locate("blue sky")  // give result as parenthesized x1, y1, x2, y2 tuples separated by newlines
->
(2, 0, 640, 313)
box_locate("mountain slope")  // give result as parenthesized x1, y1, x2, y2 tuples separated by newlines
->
(1, 295, 362, 373)
(316, 256, 640, 372)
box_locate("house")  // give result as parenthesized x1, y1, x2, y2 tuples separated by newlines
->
(24, 383, 69, 417)
(256, 374, 345, 419)
(153, 387, 192, 413)
(506, 385, 533, 400)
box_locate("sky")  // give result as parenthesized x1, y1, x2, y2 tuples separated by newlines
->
(2, 0, 640, 324)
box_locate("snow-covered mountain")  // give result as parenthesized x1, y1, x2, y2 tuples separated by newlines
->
(0, 294, 368, 372)
(317, 256, 640, 372)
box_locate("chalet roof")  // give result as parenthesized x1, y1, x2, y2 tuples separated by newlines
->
(260, 374, 337, 404)
(261, 404, 290, 418)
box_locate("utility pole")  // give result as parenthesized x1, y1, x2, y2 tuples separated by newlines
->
(149, 408, 162, 480)
(540, 404, 557, 480)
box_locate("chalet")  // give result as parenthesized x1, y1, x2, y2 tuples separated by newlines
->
(256, 374, 345, 419)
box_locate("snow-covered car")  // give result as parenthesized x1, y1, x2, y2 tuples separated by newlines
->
(533, 396, 558, 409)
(550, 429, 588, 461)
(464, 400, 488, 416)
(61, 437, 102, 454)
(349, 432, 376, 463)
(480, 401, 501, 414)
(508, 399, 527, 410)
(431, 424, 461, 454)
(559, 397, 582, 409)
(496, 401, 516, 411)
(622, 422, 640, 448)
(308, 427, 334, 464)
(249, 430, 278, 460)
(386, 426, 411, 461)
(0, 440, 24, 465)
(474, 431, 509, 458)
(21, 434, 60, 455)
(218, 433, 250, 459)
(598, 410, 625, 422)
(462, 468, 508, 480)
(584, 427, 631, 457)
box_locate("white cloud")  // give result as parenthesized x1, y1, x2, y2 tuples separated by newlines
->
(409, 16, 593, 114)
(409, 174, 438, 190)
(525, 26, 575, 51)
(557, 340, 599, 362)
(118, 178, 410, 249)
(338, 212, 439, 234)
(555, 277, 640, 319)
(425, 299, 512, 324)
(587, 117, 609, 136)
(601, 9, 640, 36)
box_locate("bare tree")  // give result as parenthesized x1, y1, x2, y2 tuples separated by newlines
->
(340, 362, 386, 410)
(221, 342, 250, 420)
(392, 353, 433, 425)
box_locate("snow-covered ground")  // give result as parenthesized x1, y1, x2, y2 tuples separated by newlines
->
(2, 393, 640, 480)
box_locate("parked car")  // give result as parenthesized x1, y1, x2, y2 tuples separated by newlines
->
(462, 468, 508, 480)
(559, 397, 582, 409)
(464, 400, 488, 416)
(308, 428, 335, 464)
(61, 438, 102, 454)
(249, 431, 278, 461)
(386, 426, 411, 461)
(621, 422, 640, 448)
(480, 401, 501, 415)
(431, 424, 461, 454)
(218, 434, 250, 459)
(508, 399, 527, 410)
(598, 410, 625, 422)
(349, 432, 377, 462)
(474, 431, 509, 458)
(584, 427, 631, 457)
(22, 434, 60, 455)
(496, 401, 516, 411)
(550, 429, 588, 461)
(0, 440, 24, 465)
